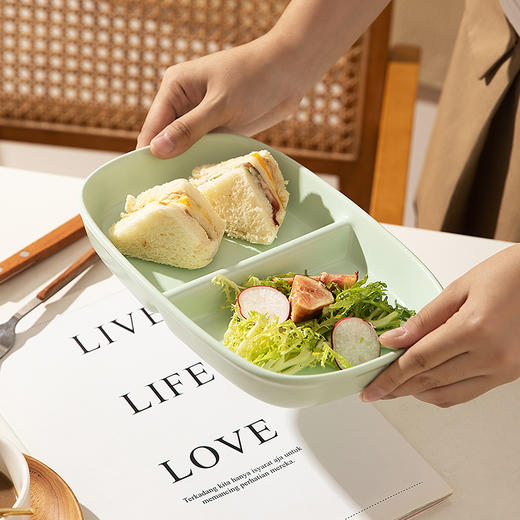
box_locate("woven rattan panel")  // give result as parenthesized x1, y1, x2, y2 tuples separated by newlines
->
(1, 0, 368, 159)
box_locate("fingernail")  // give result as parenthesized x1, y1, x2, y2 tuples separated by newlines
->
(380, 327, 406, 344)
(151, 132, 174, 155)
(359, 387, 385, 403)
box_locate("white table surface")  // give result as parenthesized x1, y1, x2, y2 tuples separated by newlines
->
(1, 164, 519, 519)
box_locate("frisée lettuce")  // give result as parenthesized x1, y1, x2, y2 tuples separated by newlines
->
(212, 273, 415, 375)
(223, 311, 348, 374)
(212, 272, 295, 308)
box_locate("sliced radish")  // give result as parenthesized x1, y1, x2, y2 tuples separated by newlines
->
(332, 317, 381, 368)
(237, 286, 290, 323)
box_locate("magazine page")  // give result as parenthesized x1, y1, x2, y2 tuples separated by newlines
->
(0, 280, 451, 520)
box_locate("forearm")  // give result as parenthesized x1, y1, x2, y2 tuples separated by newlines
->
(266, 0, 391, 91)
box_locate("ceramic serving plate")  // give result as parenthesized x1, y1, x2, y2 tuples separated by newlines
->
(80, 133, 441, 408)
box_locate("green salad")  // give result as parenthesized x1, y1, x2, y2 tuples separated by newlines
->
(212, 272, 414, 375)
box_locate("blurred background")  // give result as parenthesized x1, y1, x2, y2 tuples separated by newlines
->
(391, 0, 464, 226)
(0, 0, 465, 227)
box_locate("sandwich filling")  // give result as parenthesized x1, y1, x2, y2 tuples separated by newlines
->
(160, 193, 219, 240)
(244, 161, 281, 226)
(241, 152, 284, 226)
(124, 191, 219, 240)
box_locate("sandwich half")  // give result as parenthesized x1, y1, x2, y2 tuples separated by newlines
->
(109, 179, 226, 269)
(189, 150, 289, 245)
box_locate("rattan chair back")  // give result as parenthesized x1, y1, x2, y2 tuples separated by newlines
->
(0, 0, 392, 208)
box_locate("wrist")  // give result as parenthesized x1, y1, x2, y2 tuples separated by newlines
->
(254, 29, 317, 97)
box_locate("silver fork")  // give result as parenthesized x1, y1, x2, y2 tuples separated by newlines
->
(0, 248, 98, 360)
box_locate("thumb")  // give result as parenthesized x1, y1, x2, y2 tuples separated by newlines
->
(379, 284, 467, 349)
(150, 99, 221, 159)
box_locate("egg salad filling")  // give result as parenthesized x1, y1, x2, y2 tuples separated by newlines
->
(122, 191, 218, 240)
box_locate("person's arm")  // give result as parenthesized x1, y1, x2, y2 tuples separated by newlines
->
(270, 0, 390, 88)
(137, 0, 390, 158)
(360, 244, 520, 407)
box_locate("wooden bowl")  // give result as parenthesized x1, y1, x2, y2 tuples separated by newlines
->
(24, 455, 83, 520)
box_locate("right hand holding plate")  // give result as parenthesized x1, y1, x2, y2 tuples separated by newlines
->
(360, 244, 520, 408)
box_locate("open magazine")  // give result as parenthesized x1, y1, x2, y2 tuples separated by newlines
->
(0, 277, 451, 520)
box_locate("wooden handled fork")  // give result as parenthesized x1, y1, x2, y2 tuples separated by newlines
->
(0, 216, 99, 358)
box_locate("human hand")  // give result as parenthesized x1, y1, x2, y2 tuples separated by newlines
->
(360, 244, 520, 407)
(137, 0, 391, 159)
(136, 36, 306, 159)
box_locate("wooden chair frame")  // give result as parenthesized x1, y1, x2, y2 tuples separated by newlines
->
(0, 3, 419, 225)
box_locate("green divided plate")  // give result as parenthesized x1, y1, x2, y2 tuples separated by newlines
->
(80, 133, 441, 408)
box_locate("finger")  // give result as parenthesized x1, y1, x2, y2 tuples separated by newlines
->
(360, 318, 469, 402)
(382, 351, 486, 398)
(150, 98, 222, 158)
(137, 87, 179, 149)
(379, 283, 467, 349)
(413, 375, 497, 408)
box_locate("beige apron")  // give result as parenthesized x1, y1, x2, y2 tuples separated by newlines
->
(416, 0, 520, 241)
